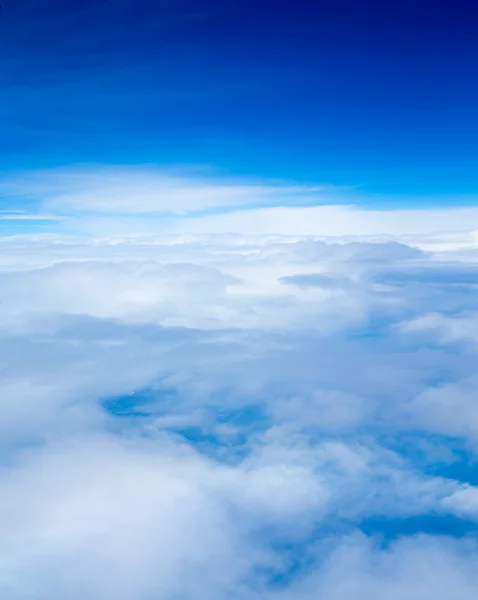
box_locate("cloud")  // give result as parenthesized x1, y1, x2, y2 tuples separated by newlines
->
(3, 166, 478, 241)
(0, 166, 329, 216)
(0, 434, 258, 599)
(1, 228, 478, 597)
(0, 213, 65, 222)
(274, 534, 478, 600)
(173, 204, 478, 237)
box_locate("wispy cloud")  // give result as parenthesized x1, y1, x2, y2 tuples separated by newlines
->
(0, 212, 66, 221)
(3, 164, 478, 239)
(0, 165, 330, 216)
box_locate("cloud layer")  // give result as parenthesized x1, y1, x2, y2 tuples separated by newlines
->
(2, 166, 478, 238)
(1, 225, 478, 598)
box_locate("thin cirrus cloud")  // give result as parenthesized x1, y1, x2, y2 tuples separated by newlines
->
(2, 166, 478, 240)
(0, 166, 330, 216)
(0, 212, 66, 221)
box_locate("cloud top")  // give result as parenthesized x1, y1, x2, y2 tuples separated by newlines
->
(1, 219, 478, 598)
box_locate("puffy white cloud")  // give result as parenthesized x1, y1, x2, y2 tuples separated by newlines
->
(1, 228, 478, 598)
(273, 534, 478, 600)
(0, 435, 258, 599)
(443, 485, 478, 520)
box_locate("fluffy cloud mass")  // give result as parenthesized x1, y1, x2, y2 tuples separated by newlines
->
(1, 226, 478, 599)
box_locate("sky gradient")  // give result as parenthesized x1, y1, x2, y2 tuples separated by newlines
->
(1, 0, 478, 204)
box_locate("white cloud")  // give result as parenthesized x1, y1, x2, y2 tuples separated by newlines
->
(0, 213, 65, 221)
(405, 377, 478, 438)
(1, 227, 478, 598)
(443, 485, 478, 520)
(3, 166, 478, 242)
(0, 435, 257, 599)
(173, 204, 478, 237)
(0, 166, 329, 216)
(274, 534, 478, 600)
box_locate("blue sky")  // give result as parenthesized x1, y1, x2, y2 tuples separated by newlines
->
(1, 0, 478, 206)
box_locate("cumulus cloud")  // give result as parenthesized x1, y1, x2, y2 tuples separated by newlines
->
(1, 226, 478, 598)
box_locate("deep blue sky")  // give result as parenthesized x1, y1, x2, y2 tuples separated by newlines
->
(1, 0, 478, 201)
